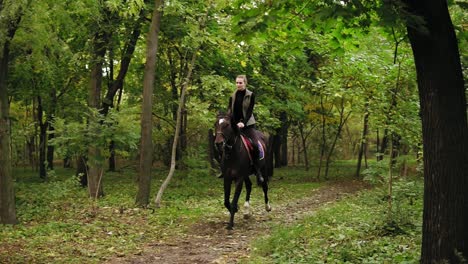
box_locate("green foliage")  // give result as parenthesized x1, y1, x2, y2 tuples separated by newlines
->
(249, 178, 423, 263)
(49, 106, 140, 162)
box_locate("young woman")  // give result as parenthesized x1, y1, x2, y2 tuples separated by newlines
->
(227, 75, 264, 184)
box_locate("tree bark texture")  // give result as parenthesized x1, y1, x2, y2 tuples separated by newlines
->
(46, 89, 57, 170)
(298, 123, 309, 171)
(136, 0, 164, 207)
(0, 3, 23, 224)
(279, 111, 288, 167)
(356, 103, 369, 178)
(87, 30, 108, 198)
(0, 48, 17, 224)
(37, 96, 47, 179)
(404, 1, 468, 262)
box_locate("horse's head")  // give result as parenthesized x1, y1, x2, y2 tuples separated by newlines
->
(214, 114, 238, 155)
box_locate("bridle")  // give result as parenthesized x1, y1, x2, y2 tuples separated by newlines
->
(216, 118, 238, 158)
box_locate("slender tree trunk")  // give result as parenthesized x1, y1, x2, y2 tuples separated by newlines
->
(403, 1, 468, 262)
(279, 112, 288, 167)
(46, 89, 57, 170)
(87, 29, 108, 198)
(135, 0, 164, 207)
(272, 133, 281, 168)
(387, 137, 393, 222)
(155, 5, 210, 207)
(46, 115, 55, 170)
(155, 49, 197, 207)
(63, 157, 72, 168)
(298, 123, 309, 171)
(77, 156, 88, 187)
(378, 128, 389, 161)
(356, 102, 369, 178)
(208, 129, 217, 169)
(324, 99, 351, 179)
(37, 96, 47, 179)
(317, 96, 328, 180)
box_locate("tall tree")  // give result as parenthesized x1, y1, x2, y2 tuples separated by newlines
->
(87, 27, 109, 198)
(401, 1, 468, 262)
(0, 0, 29, 224)
(154, 2, 211, 207)
(136, 0, 164, 207)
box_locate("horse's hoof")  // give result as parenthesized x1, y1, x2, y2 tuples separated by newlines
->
(226, 225, 233, 230)
(243, 213, 251, 219)
(265, 203, 272, 212)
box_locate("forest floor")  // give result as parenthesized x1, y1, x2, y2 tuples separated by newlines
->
(106, 179, 369, 264)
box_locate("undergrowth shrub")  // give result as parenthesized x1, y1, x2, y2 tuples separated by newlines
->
(249, 178, 423, 263)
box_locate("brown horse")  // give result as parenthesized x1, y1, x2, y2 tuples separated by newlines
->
(214, 113, 272, 230)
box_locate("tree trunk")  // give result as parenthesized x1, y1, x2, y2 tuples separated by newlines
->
(403, 1, 468, 262)
(0, 49, 17, 224)
(317, 96, 328, 180)
(46, 89, 57, 170)
(76, 156, 88, 187)
(155, 50, 197, 207)
(378, 128, 389, 161)
(135, 0, 164, 207)
(154, 5, 210, 207)
(356, 103, 369, 178)
(324, 98, 351, 179)
(37, 96, 47, 180)
(272, 133, 281, 168)
(87, 29, 108, 198)
(207, 129, 218, 169)
(279, 112, 288, 167)
(298, 123, 309, 171)
(103, 12, 145, 172)
(0, 3, 24, 224)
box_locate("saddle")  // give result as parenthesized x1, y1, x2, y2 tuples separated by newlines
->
(240, 135, 265, 163)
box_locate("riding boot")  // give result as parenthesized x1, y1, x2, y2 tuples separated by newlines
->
(251, 139, 264, 184)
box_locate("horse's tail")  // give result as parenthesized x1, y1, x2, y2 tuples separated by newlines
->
(263, 135, 274, 182)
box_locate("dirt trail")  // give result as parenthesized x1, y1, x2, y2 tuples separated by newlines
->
(107, 179, 369, 264)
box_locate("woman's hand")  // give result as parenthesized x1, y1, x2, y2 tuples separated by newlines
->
(237, 122, 245, 128)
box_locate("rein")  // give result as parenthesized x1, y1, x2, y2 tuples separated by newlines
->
(216, 129, 239, 160)
(216, 131, 238, 150)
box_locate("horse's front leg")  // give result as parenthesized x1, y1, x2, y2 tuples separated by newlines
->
(224, 174, 232, 213)
(243, 176, 252, 219)
(228, 176, 244, 229)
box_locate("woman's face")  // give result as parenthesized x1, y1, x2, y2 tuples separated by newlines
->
(236, 77, 246, 91)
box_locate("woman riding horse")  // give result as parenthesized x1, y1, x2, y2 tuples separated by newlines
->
(214, 113, 271, 230)
(226, 75, 264, 184)
(214, 75, 271, 229)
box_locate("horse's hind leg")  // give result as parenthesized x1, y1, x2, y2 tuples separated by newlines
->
(243, 177, 252, 219)
(262, 181, 272, 212)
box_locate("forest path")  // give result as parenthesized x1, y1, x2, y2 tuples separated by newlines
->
(108, 179, 369, 264)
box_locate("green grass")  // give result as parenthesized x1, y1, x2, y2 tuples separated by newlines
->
(1, 164, 329, 263)
(248, 177, 423, 263)
(1, 162, 422, 263)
